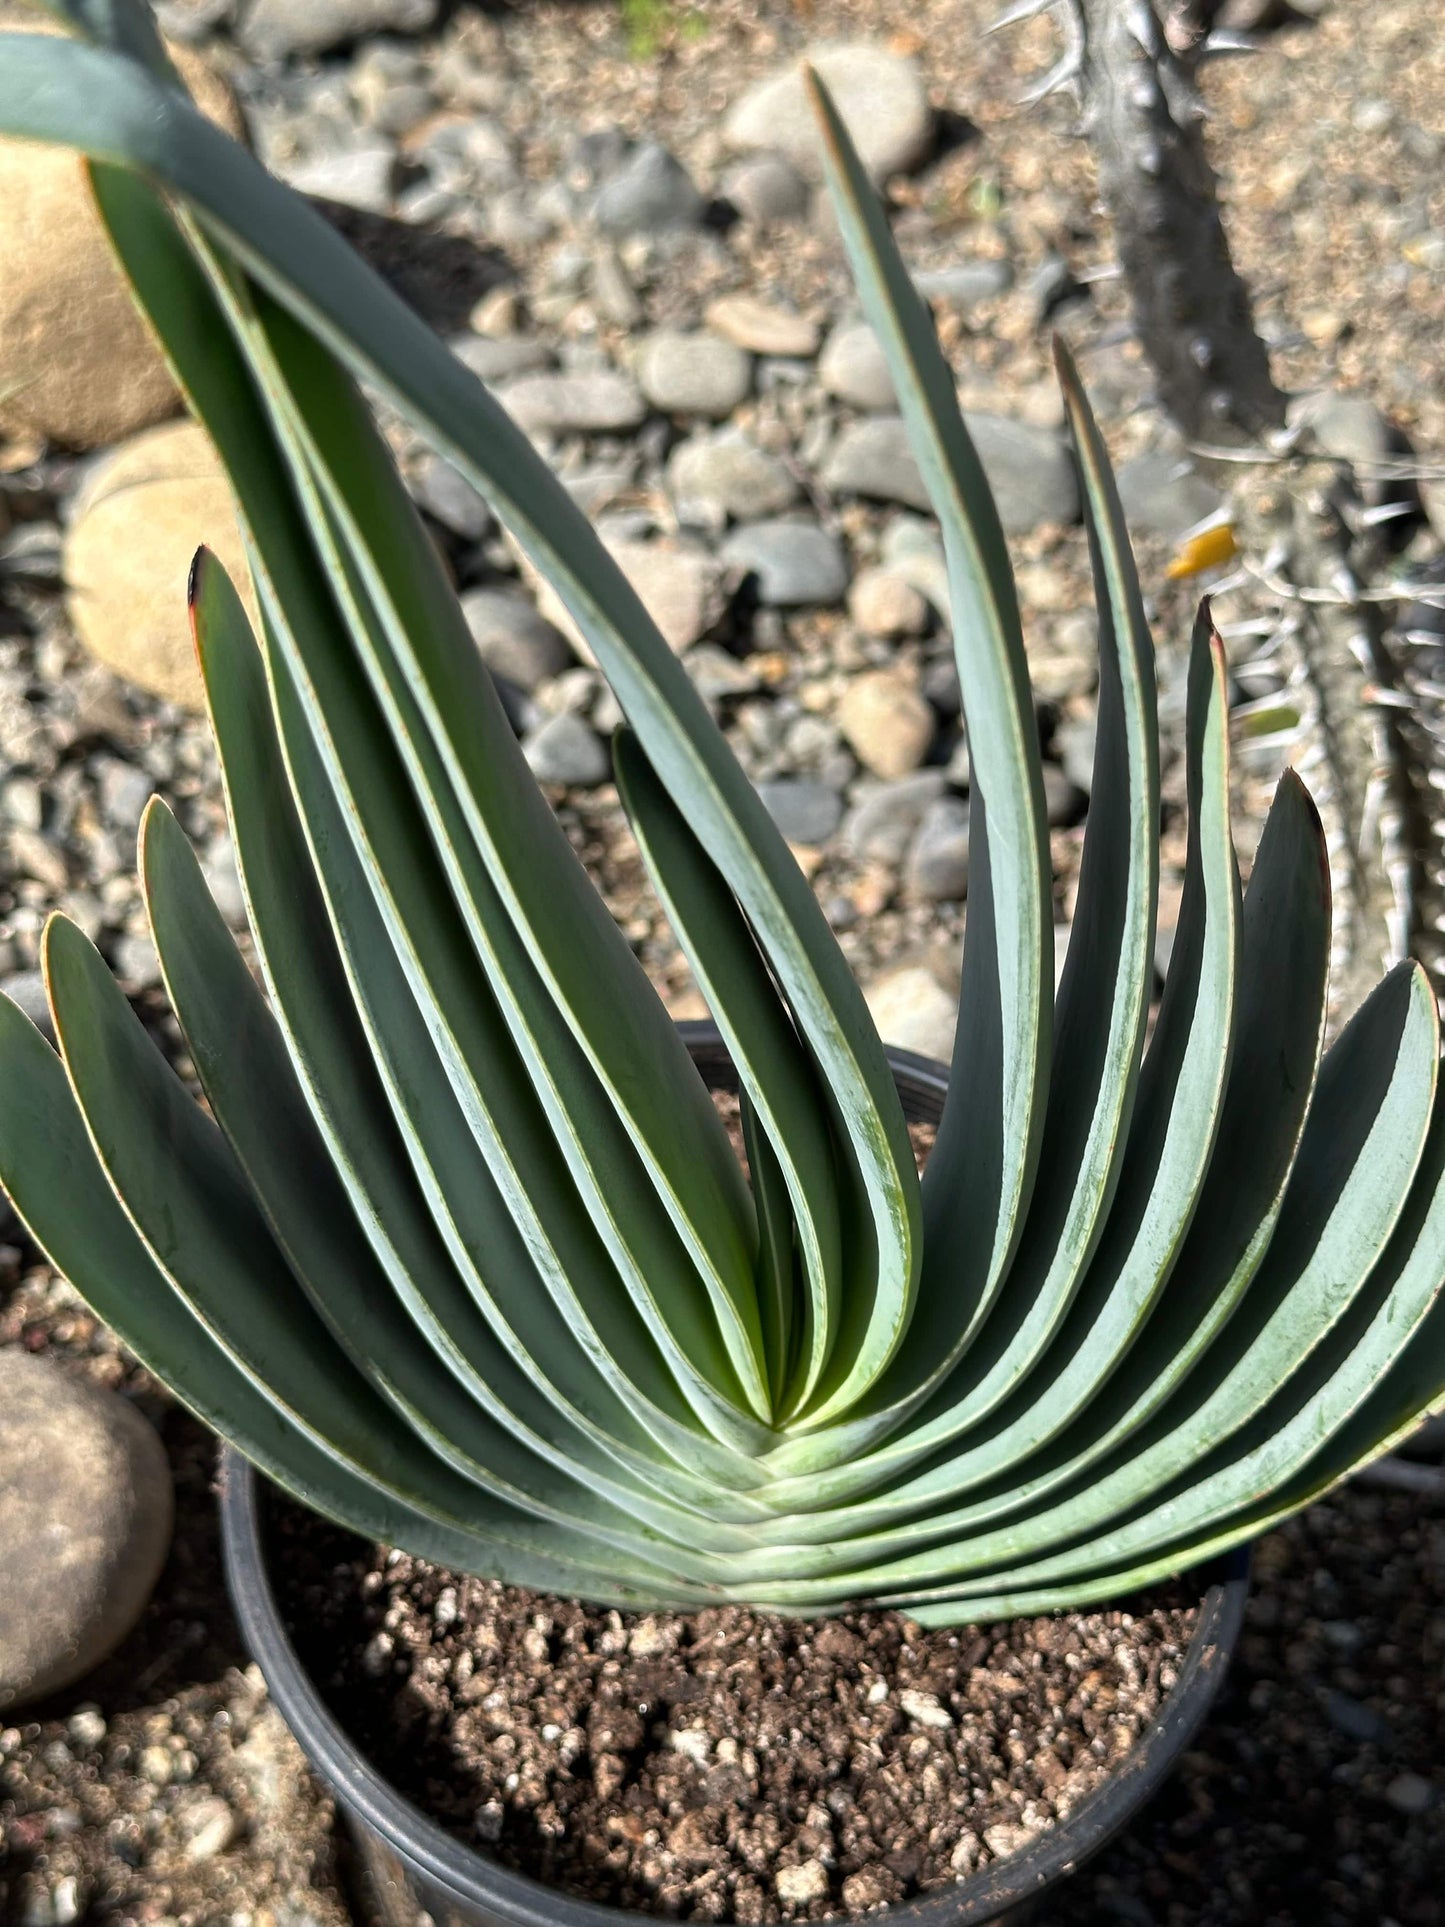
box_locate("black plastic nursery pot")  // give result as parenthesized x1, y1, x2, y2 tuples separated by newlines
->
(218, 1031, 1252, 1927)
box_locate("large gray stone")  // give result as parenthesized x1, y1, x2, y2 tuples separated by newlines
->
(0, 1351, 173, 1709)
(238, 0, 436, 59)
(756, 778, 844, 847)
(591, 141, 705, 236)
(823, 417, 931, 512)
(668, 428, 800, 522)
(906, 795, 972, 900)
(523, 713, 611, 787)
(966, 415, 1079, 532)
(460, 589, 573, 691)
(636, 332, 753, 420)
(725, 42, 934, 183)
(1114, 451, 1225, 539)
(720, 519, 849, 607)
(497, 370, 647, 437)
(818, 320, 896, 413)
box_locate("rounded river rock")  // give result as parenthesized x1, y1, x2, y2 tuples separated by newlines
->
(0, 1351, 174, 1710)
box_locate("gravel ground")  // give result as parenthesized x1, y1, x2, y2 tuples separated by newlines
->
(2, 0, 1444, 1920)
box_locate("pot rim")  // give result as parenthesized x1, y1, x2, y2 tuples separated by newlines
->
(218, 1032, 1252, 1926)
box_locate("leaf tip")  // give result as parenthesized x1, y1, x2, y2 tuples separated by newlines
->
(802, 64, 845, 168)
(186, 544, 215, 614)
(136, 791, 177, 883)
(1050, 332, 1080, 394)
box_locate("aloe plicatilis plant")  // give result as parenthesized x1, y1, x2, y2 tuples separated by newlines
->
(0, 0, 1441, 1623)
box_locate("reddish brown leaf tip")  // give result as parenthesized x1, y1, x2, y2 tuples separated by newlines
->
(186, 545, 213, 612)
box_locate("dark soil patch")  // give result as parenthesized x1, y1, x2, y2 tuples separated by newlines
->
(273, 1496, 1198, 1923)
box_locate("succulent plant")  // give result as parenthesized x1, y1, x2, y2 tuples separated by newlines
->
(1, 1, 1442, 1625)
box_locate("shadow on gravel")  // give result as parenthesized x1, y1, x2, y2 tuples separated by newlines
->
(313, 200, 515, 337)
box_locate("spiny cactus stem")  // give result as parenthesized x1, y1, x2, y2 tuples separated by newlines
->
(1063, 0, 1287, 440)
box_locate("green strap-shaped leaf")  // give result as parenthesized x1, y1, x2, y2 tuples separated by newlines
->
(41, 917, 721, 1597)
(186, 552, 767, 1511)
(0, 992, 691, 1603)
(613, 725, 844, 1414)
(754, 609, 1237, 1514)
(0, 29, 921, 1415)
(796, 71, 1050, 1435)
(222, 274, 769, 1423)
(897, 1052, 1445, 1622)
(727, 765, 1329, 1553)
(739, 961, 1437, 1604)
(979, 767, 1332, 1499)
(140, 794, 760, 1561)
(84, 161, 770, 1460)
(854, 340, 1160, 1445)
(738, 1086, 800, 1414)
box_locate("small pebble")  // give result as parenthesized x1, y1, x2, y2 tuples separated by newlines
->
(720, 520, 849, 608)
(180, 1796, 238, 1861)
(636, 331, 753, 420)
(774, 1859, 830, 1905)
(498, 371, 646, 437)
(1385, 1772, 1433, 1816)
(65, 1707, 106, 1751)
(523, 713, 612, 787)
(848, 567, 930, 639)
(899, 1687, 954, 1728)
(906, 795, 972, 901)
(818, 320, 896, 413)
(705, 294, 820, 359)
(719, 153, 811, 225)
(865, 966, 958, 1062)
(836, 670, 935, 780)
(756, 778, 844, 848)
(592, 140, 705, 236)
(669, 428, 800, 523)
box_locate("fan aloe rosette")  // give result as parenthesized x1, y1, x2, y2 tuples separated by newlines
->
(0, 0, 1442, 1625)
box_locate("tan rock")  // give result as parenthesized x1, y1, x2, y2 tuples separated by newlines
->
(704, 294, 820, 360)
(532, 536, 722, 659)
(865, 965, 957, 1064)
(837, 669, 935, 779)
(64, 421, 257, 708)
(0, 18, 244, 450)
(848, 567, 929, 639)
